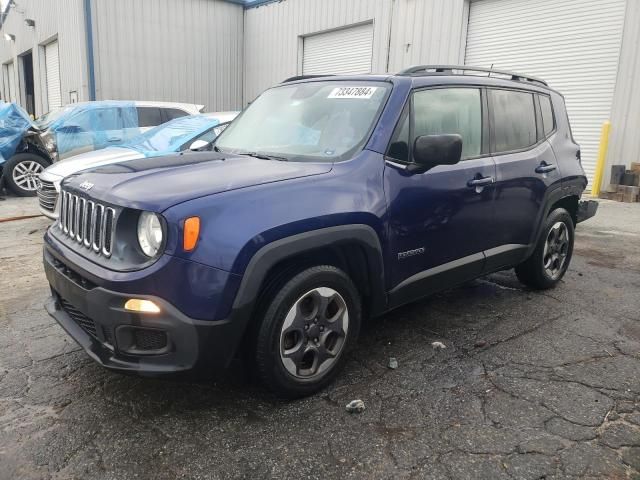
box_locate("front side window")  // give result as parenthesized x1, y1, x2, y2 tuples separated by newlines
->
(491, 89, 537, 152)
(215, 81, 390, 162)
(412, 88, 482, 160)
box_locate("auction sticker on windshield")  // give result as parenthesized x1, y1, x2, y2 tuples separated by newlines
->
(328, 87, 377, 99)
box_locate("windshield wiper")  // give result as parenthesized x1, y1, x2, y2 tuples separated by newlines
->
(238, 151, 289, 162)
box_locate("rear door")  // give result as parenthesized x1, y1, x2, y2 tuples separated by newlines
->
(486, 88, 562, 271)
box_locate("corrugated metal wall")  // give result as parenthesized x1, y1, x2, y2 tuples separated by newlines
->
(243, 0, 467, 103)
(605, 0, 640, 184)
(0, 0, 89, 116)
(91, 0, 243, 111)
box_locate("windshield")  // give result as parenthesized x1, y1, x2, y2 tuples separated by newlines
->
(125, 115, 220, 153)
(215, 81, 390, 162)
(35, 106, 74, 129)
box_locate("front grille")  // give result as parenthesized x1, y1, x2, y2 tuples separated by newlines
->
(37, 180, 58, 212)
(58, 189, 116, 257)
(59, 296, 98, 339)
(133, 329, 168, 351)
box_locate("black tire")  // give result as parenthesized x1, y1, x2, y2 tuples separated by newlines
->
(515, 208, 575, 290)
(254, 265, 361, 398)
(4, 153, 50, 197)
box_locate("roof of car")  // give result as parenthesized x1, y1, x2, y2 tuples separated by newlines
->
(55, 100, 204, 114)
(281, 66, 556, 94)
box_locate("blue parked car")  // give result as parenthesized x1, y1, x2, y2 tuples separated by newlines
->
(4, 100, 203, 196)
(42, 66, 597, 397)
(37, 111, 238, 219)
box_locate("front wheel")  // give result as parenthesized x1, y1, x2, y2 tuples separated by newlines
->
(254, 265, 361, 398)
(515, 207, 575, 289)
(4, 153, 50, 196)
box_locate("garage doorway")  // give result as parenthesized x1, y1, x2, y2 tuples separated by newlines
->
(43, 40, 62, 112)
(20, 51, 35, 116)
(302, 23, 373, 75)
(465, 0, 626, 186)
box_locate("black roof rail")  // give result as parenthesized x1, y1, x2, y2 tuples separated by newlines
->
(397, 65, 548, 87)
(281, 74, 334, 83)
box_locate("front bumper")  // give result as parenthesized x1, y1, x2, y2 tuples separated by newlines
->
(44, 246, 243, 375)
(577, 200, 598, 223)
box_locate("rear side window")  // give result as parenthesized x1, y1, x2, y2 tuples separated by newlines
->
(136, 107, 163, 127)
(412, 88, 482, 160)
(539, 95, 555, 137)
(163, 108, 188, 121)
(490, 89, 537, 153)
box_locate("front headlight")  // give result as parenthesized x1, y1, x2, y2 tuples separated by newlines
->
(41, 132, 56, 152)
(137, 212, 163, 257)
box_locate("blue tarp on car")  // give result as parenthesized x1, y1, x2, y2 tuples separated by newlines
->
(0, 102, 34, 165)
(122, 115, 222, 157)
(37, 101, 139, 158)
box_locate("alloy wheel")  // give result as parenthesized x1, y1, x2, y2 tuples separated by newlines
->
(12, 160, 43, 192)
(543, 221, 569, 280)
(279, 287, 349, 379)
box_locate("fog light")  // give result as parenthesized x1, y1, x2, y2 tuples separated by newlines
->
(124, 299, 161, 313)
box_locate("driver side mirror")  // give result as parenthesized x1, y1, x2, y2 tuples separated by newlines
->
(409, 134, 462, 173)
(189, 139, 210, 151)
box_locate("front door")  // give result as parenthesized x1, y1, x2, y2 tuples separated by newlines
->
(384, 86, 498, 305)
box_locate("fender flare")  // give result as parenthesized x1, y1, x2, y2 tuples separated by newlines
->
(232, 224, 387, 315)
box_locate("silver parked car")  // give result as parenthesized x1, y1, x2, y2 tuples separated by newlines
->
(37, 111, 238, 219)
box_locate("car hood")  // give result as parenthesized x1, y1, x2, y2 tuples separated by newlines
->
(62, 152, 333, 212)
(43, 147, 144, 179)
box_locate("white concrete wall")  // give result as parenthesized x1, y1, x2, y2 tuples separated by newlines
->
(243, 0, 467, 103)
(91, 0, 244, 111)
(0, 0, 89, 116)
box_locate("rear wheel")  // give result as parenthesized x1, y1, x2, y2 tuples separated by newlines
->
(4, 153, 50, 196)
(515, 208, 574, 289)
(254, 265, 361, 398)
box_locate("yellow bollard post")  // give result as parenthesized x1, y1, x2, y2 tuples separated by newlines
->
(591, 121, 611, 197)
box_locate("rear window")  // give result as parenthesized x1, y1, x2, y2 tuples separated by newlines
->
(490, 89, 537, 153)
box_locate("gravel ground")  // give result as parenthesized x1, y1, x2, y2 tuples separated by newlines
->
(0, 196, 639, 480)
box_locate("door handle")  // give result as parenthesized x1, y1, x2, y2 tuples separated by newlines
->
(467, 176, 494, 187)
(108, 137, 122, 142)
(535, 163, 557, 174)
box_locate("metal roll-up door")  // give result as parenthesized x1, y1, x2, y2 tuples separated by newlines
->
(465, 0, 626, 186)
(6, 62, 16, 102)
(303, 23, 373, 75)
(44, 40, 62, 111)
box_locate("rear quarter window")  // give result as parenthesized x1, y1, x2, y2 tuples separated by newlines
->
(539, 95, 555, 137)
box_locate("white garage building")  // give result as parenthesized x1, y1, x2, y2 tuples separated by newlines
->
(1, 0, 638, 186)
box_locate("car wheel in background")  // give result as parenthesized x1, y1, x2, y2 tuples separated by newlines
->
(515, 207, 575, 290)
(254, 265, 362, 398)
(4, 154, 50, 197)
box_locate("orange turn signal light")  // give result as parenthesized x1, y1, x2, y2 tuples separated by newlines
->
(183, 217, 200, 251)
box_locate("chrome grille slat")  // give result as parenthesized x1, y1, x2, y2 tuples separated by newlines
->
(58, 189, 116, 258)
(37, 180, 58, 212)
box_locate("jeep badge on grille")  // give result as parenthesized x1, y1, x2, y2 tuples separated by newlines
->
(79, 181, 94, 191)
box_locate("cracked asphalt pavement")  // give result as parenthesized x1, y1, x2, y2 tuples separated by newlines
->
(1, 197, 639, 479)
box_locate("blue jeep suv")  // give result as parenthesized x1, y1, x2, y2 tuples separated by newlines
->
(42, 66, 597, 397)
